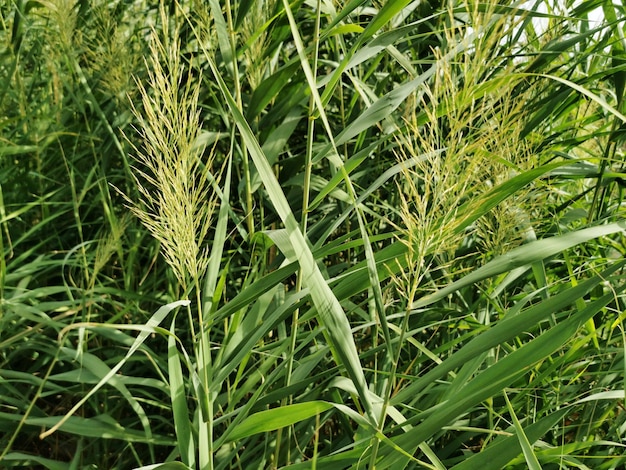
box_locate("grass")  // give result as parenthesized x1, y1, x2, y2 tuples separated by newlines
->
(1, 0, 626, 468)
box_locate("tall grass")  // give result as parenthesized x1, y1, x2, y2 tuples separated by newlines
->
(1, 0, 626, 469)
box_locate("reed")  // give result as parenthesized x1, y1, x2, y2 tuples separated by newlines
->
(1, 1, 625, 468)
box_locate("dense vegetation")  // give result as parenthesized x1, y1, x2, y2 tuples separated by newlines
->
(1, 0, 626, 468)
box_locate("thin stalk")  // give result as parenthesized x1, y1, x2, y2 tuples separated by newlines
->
(368, 300, 413, 469)
(224, 0, 254, 236)
(275, 1, 323, 463)
(588, 119, 620, 223)
(281, 0, 385, 429)
(195, 283, 214, 470)
(312, 412, 320, 470)
(0, 183, 8, 300)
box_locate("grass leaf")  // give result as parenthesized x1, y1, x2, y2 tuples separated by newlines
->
(225, 401, 334, 442)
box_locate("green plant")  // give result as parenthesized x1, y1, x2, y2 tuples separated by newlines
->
(2, 0, 626, 469)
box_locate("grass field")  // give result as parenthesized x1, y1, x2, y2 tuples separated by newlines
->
(1, 0, 626, 468)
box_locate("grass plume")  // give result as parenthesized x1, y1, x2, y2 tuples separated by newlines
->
(125, 17, 218, 295)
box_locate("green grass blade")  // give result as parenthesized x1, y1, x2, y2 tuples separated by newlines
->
(357, 0, 413, 46)
(234, 0, 255, 29)
(134, 463, 193, 470)
(393, 259, 626, 405)
(413, 222, 626, 310)
(18, 414, 175, 445)
(56, 347, 154, 459)
(378, 285, 626, 467)
(453, 160, 574, 234)
(1, 452, 72, 470)
(209, 0, 235, 76)
(533, 73, 626, 123)
(450, 409, 570, 470)
(504, 390, 542, 470)
(225, 401, 334, 442)
(39, 300, 190, 439)
(200, 37, 378, 425)
(168, 313, 195, 468)
(203, 156, 231, 317)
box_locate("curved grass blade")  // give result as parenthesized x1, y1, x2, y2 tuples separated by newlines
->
(134, 464, 193, 470)
(377, 283, 626, 467)
(1, 452, 72, 470)
(393, 259, 626, 406)
(450, 408, 570, 470)
(39, 300, 190, 439)
(56, 347, 155, 459)
(413, 221, 626, 310)
(531, 73, 626, 123)
(504, 390, 542, 470)
(193, 14, 380, 423)
(225, 401, 334, 442)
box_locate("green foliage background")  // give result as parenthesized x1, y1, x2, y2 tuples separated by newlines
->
(1, 0, 626, 468)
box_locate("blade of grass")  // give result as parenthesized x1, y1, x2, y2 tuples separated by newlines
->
(168, 312, 195, 468)
(392, 259, 626, 405)
(412, 221, 626, 310)
(450, 408, 570, 470)
(377, 283, 626, 467)
(225, 401, 334, 442)
(39, 300, 190, 439)
(57, 346, 155, 460)
(531, 73, 626, 123)
(200, 47, 378, 428)
(504, 389, 542, 470)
